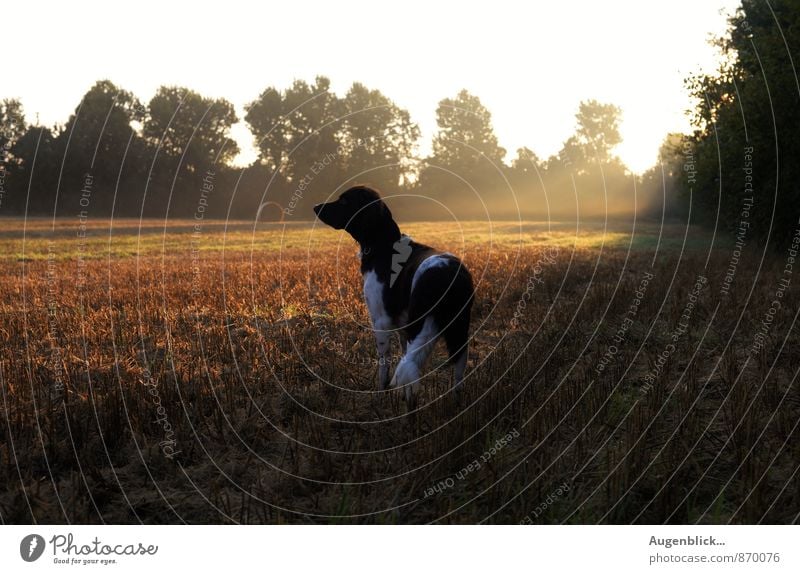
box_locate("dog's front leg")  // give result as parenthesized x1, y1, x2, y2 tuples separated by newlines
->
(374, 329, 391, 390)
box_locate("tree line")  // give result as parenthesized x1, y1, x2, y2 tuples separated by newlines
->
(0, 0, 796, 245)
(0, 77, 638, 223)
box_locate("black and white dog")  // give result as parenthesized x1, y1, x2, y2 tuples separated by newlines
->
(313, 186, 474, 405)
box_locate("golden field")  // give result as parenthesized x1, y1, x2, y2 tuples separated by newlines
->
(1, 217, 798, 523)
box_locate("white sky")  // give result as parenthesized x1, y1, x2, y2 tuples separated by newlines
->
(5, 0, 741, 173)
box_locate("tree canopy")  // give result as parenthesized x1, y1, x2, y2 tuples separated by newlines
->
(678, 0, 799, 245)
(0, 81, 642, 222)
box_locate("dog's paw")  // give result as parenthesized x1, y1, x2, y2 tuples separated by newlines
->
(390, 357, 418, 389)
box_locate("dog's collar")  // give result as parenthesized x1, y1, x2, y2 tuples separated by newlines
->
(358, 237, 408, 258)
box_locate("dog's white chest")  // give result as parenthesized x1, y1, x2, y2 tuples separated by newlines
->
(363, 271, 392, 330)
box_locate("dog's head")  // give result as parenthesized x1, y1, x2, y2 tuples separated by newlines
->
(313, 186, 398, 244)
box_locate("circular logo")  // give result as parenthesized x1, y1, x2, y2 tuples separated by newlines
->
(20, 534, 46, 562)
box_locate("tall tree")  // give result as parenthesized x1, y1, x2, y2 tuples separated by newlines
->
(61, 81, 143, 167)
(53, 80, 145, 216)
(0, 99, 26, 213)
(419, 90, 507, 216)
(430, 89, 505, 169)
(548, 100, 631, 218)
(684, 0, 800, 244)
(340, 82, 419, 193)
(555, 100, 622, 172)
(0, 99, 26, 164)
(574, 100, 622, 164)
(244, 86, 285, 173)
(280, 76, 342, 186)
(145, 86, 239, 170)
(143, 86, 239, 217)
(511, 147, 542, 175)
(9, 126, 61, 215)
(245, 76, 343, 210)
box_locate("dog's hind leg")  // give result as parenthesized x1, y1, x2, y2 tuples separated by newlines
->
(443, 311, 471, 396)
(390, 316, 439, 406)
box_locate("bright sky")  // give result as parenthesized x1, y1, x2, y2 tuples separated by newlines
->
(6, 0, 740, 173)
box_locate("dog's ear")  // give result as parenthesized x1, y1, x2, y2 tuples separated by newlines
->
(378, 200, 401, 239)
(355, 186, 391, 223)
(379, 200, 394, 222)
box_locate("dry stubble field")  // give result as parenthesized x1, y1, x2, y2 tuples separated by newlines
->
(1, 217, 799, 524)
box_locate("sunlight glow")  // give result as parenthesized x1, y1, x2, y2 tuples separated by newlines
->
(5, 0, 741, 173)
